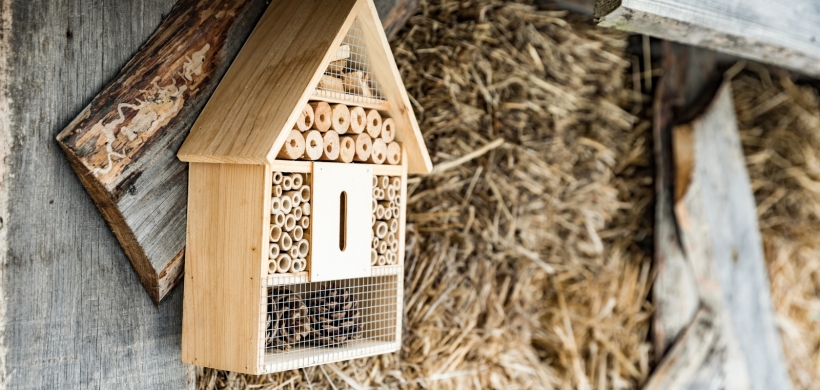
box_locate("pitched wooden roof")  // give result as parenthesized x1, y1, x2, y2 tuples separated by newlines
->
(178, 0, 432, 174)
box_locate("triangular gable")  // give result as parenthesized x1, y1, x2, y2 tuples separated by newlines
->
(179, 0, 432, 174)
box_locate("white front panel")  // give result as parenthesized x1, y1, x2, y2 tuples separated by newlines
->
(310, 162, 372, 281)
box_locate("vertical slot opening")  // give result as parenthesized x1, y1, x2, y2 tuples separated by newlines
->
(339, 191, 348, 251)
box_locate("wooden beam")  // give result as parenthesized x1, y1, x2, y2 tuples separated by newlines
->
(55, 0, 420, 303)
(648, 42, 790, 389)
(594, 0, 820, 77)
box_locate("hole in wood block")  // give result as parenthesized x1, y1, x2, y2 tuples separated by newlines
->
(339, 191, 348, 251)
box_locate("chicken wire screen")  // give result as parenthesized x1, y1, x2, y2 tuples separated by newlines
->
(313, 18, 386, 105)
(260, 275, 399, 371)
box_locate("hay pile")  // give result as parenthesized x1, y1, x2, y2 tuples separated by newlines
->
(732, 65, 820, 390)
(199, 0, 654, 388)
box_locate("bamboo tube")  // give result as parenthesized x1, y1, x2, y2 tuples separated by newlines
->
(296, 239, 309, 258)
(267, 258, 277, 275)
(372, 176, 378, 188)
(302, 130, 323, 160)
(270, 225, 282, 242)
(300, 216, 309, 229)
(372, 187, 379, 200)
(294, 103, 314, 131)
(282, 176, 293, 191)
(272, 185, 283, 197)
(390, 240, 398, 253)
(292, 226, 304, 241)
(378, 175, 389, 189)
(381, 118, 396, 143)
(309, 101, 332, 132)
(293, 206, 302, 220)
(383, 207, 393, 220)
(302, 202, 310, 216)
(275, 253, 292, 273)
(374, 221, 388, 239)
(288, 246, 299, 259)
(388, 250, 397, 264)
(371, 249, 378, 265)
(320, 130, 340, 161)
(337, 135, 356, 163)
(378, 240, 388, 255)
(375, 188, 385, 201)
(269, 243, 280, 260)
(318, 74, 344, 93)
(372, 214, 376, 226)
(393, 206, 400, 218)
(377, 255, 386, 266)
(271, 197, 282, 214)
(280, 233, 292, 251)
(386, 185, 397, 201)
(272, 171, 283, 185)
(299, 186, 310, 203)
(376, 205, 385, 220)
(277, 129, 306, 160)
(366, 138, 387, 164)
(387, 233, 396, 245)
(365, 109, 382, 138)
(284, 214, 297, 231)
(372, 236, 379, 248)
(340, 133, 372, 162)
(284, 191, 301, 206)
(291, 174, 303, 189)
(390, 177, 401, 188)
(272, 212, 285, 227)
(386, 141, 401, 165)
(330, 103, 351, 134)
(348, 106, 367, 134)
(389, 218, 398, 233)
(290, 258, 306, 273)
(378, 201, 391, 211)
(372, 199, 377, 211)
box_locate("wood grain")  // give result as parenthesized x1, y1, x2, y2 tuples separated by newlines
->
(1, 0, 199, 388)
(594, 0, 820, 77)
(182, 163, 268, 374)
(55, 0, 269, 304)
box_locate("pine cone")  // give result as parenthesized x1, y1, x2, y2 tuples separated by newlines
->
(308, 283, 361, 346)
(266, 287, 311, 351)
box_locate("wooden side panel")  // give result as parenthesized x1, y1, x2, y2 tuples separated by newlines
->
(310, 162, 373, 282)
(182, 163, 266, 374)
(177, 0, 359, 164)
(357, 0, 433, 174)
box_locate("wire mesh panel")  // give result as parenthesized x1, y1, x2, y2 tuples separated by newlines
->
(259, 274, 399, 372)
(313, 18, 386, 106)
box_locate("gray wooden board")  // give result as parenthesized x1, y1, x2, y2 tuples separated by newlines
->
(0, 0, 266, 388)
(594, 0, 820, 77)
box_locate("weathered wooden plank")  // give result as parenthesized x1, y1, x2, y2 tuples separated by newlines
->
(648, 43, 790, 389)
(594, 0, 820, 77)
(0, 0, 202, 388)
(55, 0, 419, 304)
(55, 0, 271, 304)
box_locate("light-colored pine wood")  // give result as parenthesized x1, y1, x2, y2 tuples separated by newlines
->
(337, 134, 357, 163)
(372, 163, 401, 176)
(269, 160, 312, 173)
(380, 117, 396, 142)
(349, 106, 367, 134)
(367, 138, 388, 164)
(277, 130, 306, 160)
(311, 93, 391, 111)
(330, 103, 352, 134)
(301, 130, 324, 160)
(310, 162, 373, 282)
(344, 133, 373, 162)
(321, 131, 341, 161)
(385, 141, 401, 165)
(182, 163, 267, 374)
(356, 1, 432, 173)
(177, 0, 361, 164)
(294, 103, 314, 131)
(594, 0, 820, 77)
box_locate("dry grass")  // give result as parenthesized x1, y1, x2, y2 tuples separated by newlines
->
(733, 65, 820, 390)
(198, 0, 654, 388)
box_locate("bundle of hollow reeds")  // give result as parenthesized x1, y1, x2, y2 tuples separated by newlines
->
(279, 101, 401, 165)
(199, 0, 653, 388)
(371, 175, 401, 266)
(732, 64, 820, 390)
(269, 172, 310, 274)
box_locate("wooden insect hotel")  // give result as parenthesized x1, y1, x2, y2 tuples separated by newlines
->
(176, 0, 432, 375)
